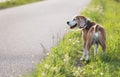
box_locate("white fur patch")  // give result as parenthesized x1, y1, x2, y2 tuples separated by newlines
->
(68, 20, 77, 27)
(93, 32, 100, 41)
(95, 32, 99, 37)
(86, 18, 90, 21)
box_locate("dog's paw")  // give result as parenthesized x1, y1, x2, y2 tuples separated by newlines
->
(86, 59, 90, 63)
(86, 56, 90, 62)
(80, 57, 85, 61)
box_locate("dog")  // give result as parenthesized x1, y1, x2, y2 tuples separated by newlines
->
(67, 16, 106, 61)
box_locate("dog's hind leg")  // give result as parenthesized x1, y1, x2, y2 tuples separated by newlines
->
(98, 27, 106, 55)
(86, 39, 93, 62)
(100, 41, 106, 55)
(94, 44, 98, 56)
(99, 31, 106, 55)
(80, 48, 86, 61)
(86, 44, 92, 62)
(85, 31, 93, 61)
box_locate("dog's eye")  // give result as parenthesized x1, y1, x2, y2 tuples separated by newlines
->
(73, 19, 76, 21)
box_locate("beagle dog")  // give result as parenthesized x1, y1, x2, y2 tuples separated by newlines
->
(67, 16, 106, 61)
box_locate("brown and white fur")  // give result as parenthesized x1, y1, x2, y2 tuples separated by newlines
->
(67, 16, 106, 61)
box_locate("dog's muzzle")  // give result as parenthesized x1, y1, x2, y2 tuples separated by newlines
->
(67, 20, 77, 29)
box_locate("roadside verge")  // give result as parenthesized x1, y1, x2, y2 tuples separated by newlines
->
(27, 0, 120, 77)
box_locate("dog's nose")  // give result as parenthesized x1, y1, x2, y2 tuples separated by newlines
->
(67, 21, 69, 24)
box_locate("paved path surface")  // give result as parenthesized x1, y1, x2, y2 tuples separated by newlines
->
(0, 0, 91, 77)
(0, 0, 8, 2)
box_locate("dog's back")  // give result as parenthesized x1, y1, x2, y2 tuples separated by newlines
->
(88, 24, 106, 46)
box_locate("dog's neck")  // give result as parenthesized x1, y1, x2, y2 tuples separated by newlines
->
(84, 21, 96, 30)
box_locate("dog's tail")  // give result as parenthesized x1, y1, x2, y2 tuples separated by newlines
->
(94, 25, 99, 32)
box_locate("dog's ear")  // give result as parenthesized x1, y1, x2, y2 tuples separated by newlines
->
(86, 18, 90, 21)
(76, 16, 86, 20)
(86, 18, 91, 26)
(86, 18, 90, 22)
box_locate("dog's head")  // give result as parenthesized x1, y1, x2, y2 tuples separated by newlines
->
(67, 16, 90, 29)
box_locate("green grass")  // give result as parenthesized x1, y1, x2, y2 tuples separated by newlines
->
(29, 0, 120, 77)
(0, 0, 41, 9)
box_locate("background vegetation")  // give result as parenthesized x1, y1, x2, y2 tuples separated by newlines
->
(28, 0, 120, 77)
(0, 0, 41, 9)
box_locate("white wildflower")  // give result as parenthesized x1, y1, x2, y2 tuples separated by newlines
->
(83, 71, 86, 74)
(78, 67, 81, 70)
(63, 53, 70, 63)
(51, 67, 58, 72)
(42, 72, 46, 77)
(46, 52, 50, 55)
(73, 42, 75, 45)
(73, 70, 80, 76)
(44, 64, 50, 69)
(76, 40, 80, 43)
(69, 39, 72, 41)
(100, 72, 104, 75)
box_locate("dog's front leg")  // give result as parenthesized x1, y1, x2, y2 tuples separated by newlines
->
(86, 44, 91, 62)
(86, 39, 92, 62)
(80, 42, 86, 61)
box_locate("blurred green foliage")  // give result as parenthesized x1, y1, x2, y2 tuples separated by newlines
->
(0, 0, 41, 9)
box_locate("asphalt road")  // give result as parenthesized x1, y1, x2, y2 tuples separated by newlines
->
(0, 0, 91, 77)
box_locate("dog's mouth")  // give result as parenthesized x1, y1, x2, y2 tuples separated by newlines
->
(79, 26, 84, 29)
(70, 24, 77, 29)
